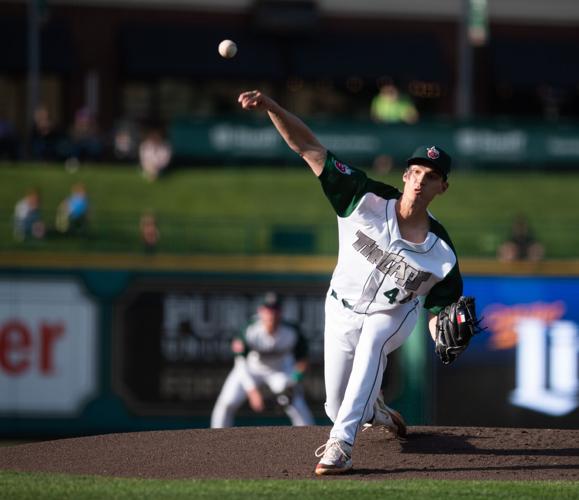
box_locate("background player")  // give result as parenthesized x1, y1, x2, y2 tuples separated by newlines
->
(237, 90, 463, 475)
(210, 292, 314, 428)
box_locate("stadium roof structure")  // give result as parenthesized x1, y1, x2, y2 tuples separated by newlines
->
(5, 0, 579, 25)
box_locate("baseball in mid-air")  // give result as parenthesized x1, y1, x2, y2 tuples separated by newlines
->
(218, 39, 238, 59)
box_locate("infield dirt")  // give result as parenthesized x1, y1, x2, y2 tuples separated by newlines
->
(0, 426, 578, 480)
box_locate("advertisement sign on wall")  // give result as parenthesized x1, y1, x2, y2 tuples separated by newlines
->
(113, 283, 329, 418)
(436, 276, 579, 427)
(2, 266, 576, 435)
(0, 278, 98, 416)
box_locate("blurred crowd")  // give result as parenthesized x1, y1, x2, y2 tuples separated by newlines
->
(0, 82, 425, 180)
(6, 89, 547, 261)
(14, 182, 90, 242)
(13, 180, 162, 253)
(6, 103, 168, 251)
(497, 214, 545, 262)
(0, 104, 172, 181)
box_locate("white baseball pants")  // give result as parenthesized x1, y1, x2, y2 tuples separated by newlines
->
(323, 290, 419, 445)
(210, 365, 314, 428)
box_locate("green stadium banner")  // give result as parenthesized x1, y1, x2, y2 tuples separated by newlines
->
(170, 116, 579, 167)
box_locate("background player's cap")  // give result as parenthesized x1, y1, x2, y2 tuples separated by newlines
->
(261, 291, 282, 310)
(407, 145, 452, 180)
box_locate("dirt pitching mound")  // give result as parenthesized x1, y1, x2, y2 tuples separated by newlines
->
(1, 426, 578, 480)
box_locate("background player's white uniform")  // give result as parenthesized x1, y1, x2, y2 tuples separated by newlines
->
(211, 316, 314, 428)
(320, 151, 463, 446)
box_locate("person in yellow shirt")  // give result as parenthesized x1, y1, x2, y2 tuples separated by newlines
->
(370, 82, 419, 125)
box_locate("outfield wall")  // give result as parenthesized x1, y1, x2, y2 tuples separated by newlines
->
(0, 255, 577, 437)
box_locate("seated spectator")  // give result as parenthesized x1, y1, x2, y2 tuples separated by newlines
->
(372, 154, 394, 176)
(497, 214, 545, 262)
(64, 107, 103, 164)
(14, 188, 45, 241)
(140, 212, 160, 253)
(139, 129, 172, 181)
(55, 182, 89, 235)
(370, 81, 419, 124)
(30, 104, 63, 161)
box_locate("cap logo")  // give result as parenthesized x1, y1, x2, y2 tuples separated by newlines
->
(427, 146, 440, 160)
(334, 160, 352, 175)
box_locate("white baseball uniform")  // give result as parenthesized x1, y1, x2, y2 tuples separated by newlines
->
(319, 151, 463, 445)
(210, 316, 314, 428)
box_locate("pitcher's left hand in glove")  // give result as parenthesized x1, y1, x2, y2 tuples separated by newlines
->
(435, 296, 484, 365)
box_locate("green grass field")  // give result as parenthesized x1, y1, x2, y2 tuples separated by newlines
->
(1, 471, 578, 499)
(1, 162, 578, 257)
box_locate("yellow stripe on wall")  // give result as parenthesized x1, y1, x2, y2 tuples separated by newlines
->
(0, 252, 336, 274)
(1, 252, 578, 276)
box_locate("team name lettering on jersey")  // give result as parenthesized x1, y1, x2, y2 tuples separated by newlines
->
(352, 230, 431, 290)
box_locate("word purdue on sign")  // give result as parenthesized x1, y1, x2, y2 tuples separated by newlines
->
(0, 320, 64, 375)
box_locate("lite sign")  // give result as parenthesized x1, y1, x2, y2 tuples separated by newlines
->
(510, 319, 578, 416)
(0, 279, 98, 415)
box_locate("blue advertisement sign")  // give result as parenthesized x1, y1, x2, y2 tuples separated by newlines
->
(435, 276, 579, 426)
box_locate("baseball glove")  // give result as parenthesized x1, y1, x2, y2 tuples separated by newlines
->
(275, 385, 295, 408)
(435, 296, 484, 365)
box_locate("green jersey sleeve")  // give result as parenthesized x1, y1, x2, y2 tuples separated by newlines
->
(424, 218, 463, 314)
(318, 151, 400, 217)
(424, 263, 463, 314)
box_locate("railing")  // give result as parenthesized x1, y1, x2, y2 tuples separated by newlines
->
(2, 211, 576, 259)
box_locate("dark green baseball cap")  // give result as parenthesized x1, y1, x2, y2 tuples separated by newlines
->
(407, 145, 452, 179)
(261, 291, 282, 310)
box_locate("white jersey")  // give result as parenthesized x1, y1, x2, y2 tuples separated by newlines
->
(211, 316, 314, 428)
(320, 151, 462, 315)
(237, 318, 307, 381)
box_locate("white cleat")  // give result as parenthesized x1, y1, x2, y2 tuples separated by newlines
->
(369, 394, 407, 439)
(314, 438, 353, 475)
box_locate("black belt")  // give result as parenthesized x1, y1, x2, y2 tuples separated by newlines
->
(331, 289, 354, 310)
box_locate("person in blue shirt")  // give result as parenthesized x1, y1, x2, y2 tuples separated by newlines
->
(56, 182, 89, 234)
